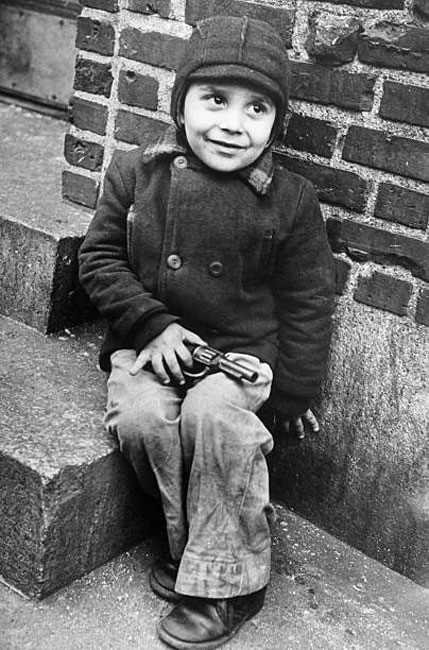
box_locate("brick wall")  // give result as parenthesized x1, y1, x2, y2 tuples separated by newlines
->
(62, 0, 429, 329)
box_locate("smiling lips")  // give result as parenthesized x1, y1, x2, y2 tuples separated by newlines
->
(208, 138, 246, 150)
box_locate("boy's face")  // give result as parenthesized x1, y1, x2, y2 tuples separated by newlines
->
(180, 82, 276, 173)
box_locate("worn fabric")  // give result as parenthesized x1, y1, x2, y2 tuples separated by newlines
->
(105, 348, 274, 598)
(78, 126, 335, 418)
(170, 15, 290, 143)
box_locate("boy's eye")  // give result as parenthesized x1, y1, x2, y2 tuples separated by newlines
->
(250, 102, 267, 115)
(210, 94, 224, 106)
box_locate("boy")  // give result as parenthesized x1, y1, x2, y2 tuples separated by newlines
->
(79, 15, 335, 650)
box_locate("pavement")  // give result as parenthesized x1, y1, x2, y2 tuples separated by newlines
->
(1, 503, 428, 650)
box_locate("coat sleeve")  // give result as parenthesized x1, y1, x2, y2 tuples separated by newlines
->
(78, 150, 179, 351)
(271, 178, 335, 417)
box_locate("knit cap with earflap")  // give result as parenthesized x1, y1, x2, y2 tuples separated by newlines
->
(170, 15, 290, 143)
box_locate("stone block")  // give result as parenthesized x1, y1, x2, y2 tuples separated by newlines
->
(306, 11, 361, 66)
(416, 289, 429, 327)
(354, 271, 413, 316)
(285, 114, 337, 157)
(0, 316, 160, 598)
(290, 62, 375, 111)
(126, 0, 171, 17)
(114, 110, 168, 146)
(374, 183, 429, 231)
(276, 154, 368, 212)
(62, 170, 100, 209)
(69, 96, 108, 135)
(118, 69, 159, 111)
(327, 217, 429, 282)
(0, 104, 97, 333)
(79, 0, 119, 10)
(64, 133, 104, 172)
(343, 126, 429, 183)
(119, 28, 186, 70)
(358, 22, 429, 73)
(76, 16, 116, 56)
(73, 57, 113, 97)
(269, 299, 429, 586)
(185, 0, 294, 47)
(320, 0, 403, 6)
(380, 81, 429, 128)
(0, 215, 96, 333)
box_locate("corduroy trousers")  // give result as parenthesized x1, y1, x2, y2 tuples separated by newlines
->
(104, 348, 274, 599)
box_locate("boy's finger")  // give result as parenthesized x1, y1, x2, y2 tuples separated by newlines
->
(183, 329, 206, 346)
(305, 409, 320, 432)
(129, 351, 148, 375)
(294, 417, 305, 439)
(175, 342, 194, 369)
(163, 350, 185, 385)
(151, 354, 171, 385)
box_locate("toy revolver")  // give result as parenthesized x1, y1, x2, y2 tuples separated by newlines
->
(184, 345, 258, 383)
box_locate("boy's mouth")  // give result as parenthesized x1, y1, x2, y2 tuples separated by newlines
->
(207, 138, 245, 150)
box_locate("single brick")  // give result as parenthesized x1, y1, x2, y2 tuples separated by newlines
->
(306, 12, 361, 66)
(415, 288, 429, 326)
(76, 17, 115, 56)
(275, 154, 368, 212)
(379, 81, 429, 129)
(285, 114, 337, 158)
(126, 0, 171, 17)
(119, 29, 186, 70)
(343, 126, 429, 183)
(68, 97, 108, 136)
(375, 184, 429, 231)
(358, 22, 429, 73)
(118, 70, 159, 111)
(327, 217, 429, 281)
(115, 111, 168, 146)
(413, 0, 429, 20)
(62, 170, 99, 209)
(335, 258, 351, 295)
(354, 271, 412, 316)
(318, 0, 403, 7)
(79, 0, 119, 9)
(64, 134, 104, 172)
(73, 57, 113, 97)
(290, 62, 375, 111)
(185, 0, 294, 47)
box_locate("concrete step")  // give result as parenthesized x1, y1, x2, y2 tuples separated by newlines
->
(0, 102, 97, 333)
(1, 504, 429, 650)
(0, 315, 161, 599)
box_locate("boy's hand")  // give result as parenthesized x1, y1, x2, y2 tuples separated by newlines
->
(278, 409, 319, 440)
(129, 324, 206, 385)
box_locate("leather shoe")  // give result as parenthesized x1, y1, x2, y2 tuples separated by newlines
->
(157, 587, 266, 649)
(149, 559, 180, 602)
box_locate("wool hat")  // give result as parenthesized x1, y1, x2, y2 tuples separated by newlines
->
(170, 15, 290, 142)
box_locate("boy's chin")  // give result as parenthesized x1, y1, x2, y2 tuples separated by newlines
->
(201, 153, 261, 173)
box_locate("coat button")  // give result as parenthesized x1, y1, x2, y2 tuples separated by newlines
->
(167, 254, 182, 270)
(173, 156, 187, 169)
(209, 261, 224, 276)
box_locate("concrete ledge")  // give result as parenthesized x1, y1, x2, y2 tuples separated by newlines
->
(0, 316, 161, 598)
(2, 503, 429, 649)
(270, 299, 429, 588)
(0, 103, 97, 332)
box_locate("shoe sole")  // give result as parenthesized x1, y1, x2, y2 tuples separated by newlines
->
(149, 570, 181, 604)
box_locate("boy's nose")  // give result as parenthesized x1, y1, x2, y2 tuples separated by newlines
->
(219, 107, 243, 133)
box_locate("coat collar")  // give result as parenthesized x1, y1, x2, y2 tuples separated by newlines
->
(142, 125, 274, 196)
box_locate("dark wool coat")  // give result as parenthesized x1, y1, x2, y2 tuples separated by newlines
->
(78, 129, 335, 417)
